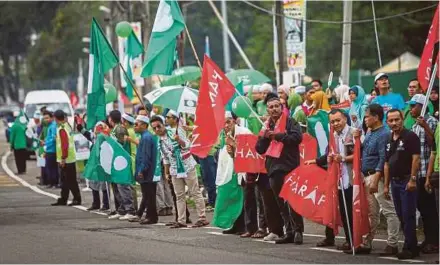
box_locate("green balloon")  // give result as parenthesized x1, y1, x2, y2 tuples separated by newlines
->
(115, 21, 132, 38)
(104, 83, 117, 104)
(232, 96, 252, 118)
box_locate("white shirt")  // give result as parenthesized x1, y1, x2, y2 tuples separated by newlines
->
(334, 125, 350, 190)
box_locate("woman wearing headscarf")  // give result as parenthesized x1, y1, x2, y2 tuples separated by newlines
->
(334, 84, 350, 103)
(348, 85, 368, 129)
(287, 92, 307, 130)
(310, 90, 331, 116)
(277, 84, 290, 108)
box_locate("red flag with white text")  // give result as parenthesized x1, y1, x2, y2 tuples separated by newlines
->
(234, 134, 266, 173)
(418, 5, 439, 91)
(352, 136, 370, 248)
(190, 55, 236, 158)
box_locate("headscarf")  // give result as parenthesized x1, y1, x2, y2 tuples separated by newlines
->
(310, 91, 331, 115)
(334, 85, 350, 103)
(287, 92, 303, 111)
(278, 84, 290, 96)
(349, 85, 368, 124)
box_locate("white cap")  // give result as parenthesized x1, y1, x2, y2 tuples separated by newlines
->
(374, 72, 388, 82)
(225, 111, 233, 119)
(408, 94, 426, 106)
(260, 83, 273, 92)
(122, 113, 135, 124)
(294, 86, 306, 94)
(167, 109, 178, 118)
(33, 112, 41, 119)
(135, 115, 150, 124)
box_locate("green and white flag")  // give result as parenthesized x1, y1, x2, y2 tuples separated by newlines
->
(125, 31, 144, 100)
(86, 18, 119, 130)
(307, 110, 330, 157)
(141, 0, 185, 77)
(83, 134, 134, 185)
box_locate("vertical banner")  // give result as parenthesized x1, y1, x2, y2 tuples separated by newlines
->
(118, 22, 145, 88)
(283, 0, 306, 74)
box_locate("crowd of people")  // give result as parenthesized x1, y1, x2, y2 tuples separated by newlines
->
(7, 72, 440, 260)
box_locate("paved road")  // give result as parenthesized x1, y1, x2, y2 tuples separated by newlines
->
(0, 127, 437, 264)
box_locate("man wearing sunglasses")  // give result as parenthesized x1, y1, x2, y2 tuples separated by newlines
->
(150, 115, 208, 228)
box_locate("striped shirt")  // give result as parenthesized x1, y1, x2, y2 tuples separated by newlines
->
(411, 114, 438, 179)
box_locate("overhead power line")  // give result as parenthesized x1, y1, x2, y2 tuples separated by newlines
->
(241, 0, 437, 24)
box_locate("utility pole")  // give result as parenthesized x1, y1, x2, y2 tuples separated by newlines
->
(341, 0, 352, 85)
(275, 0, 286, 84)
(142, 0, 152, 94)
(221, 0, 231, 72)
(77, 58, 84, 106)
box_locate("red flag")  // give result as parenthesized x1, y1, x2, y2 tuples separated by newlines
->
(418, 5, 439, 91)
(352, 136, 370, 248)
(70, 91, 79, 108)
(280, 165, 328, 224)
(234, 134, 267, 173)
(323, 129, 342, 236)
(299, 133, 318, 164)
(190, 55, 236, 158)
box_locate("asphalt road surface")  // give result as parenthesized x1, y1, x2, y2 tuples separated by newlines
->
(0, 126, 437, 264)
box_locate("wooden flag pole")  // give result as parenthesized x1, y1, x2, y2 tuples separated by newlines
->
(185, 25, 202, 70)
(118, 62, 147, 108)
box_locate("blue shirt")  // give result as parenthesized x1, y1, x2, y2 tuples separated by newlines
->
(135, 130, 157, 183)
(371, 92, 405, 113)
(361, 125, 390, 174)
(44, 121, 57, 153)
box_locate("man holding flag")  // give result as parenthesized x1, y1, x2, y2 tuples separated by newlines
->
(256, 92, 304, 244)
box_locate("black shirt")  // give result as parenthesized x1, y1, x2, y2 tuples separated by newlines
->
(385, 129, 421, 180)
(256, 117, 303, 178)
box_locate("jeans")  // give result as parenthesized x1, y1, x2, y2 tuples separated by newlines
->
(59, 163, 81, 203)
(325, 187, 353, 243)
(391, 179, 418, 251)
(138, 182, 158, 222)
(417, 177, 439, 245)
(45, 153, 59, 186)
(199, 156, 217, 206)
(116, 184, 135, 215)
(269, 171, 304, 236)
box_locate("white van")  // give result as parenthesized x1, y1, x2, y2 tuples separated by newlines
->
(24, 90, 74, 127)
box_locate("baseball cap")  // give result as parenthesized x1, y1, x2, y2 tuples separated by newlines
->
(374, 73, 389, 82)
(407, 94, 426, 106)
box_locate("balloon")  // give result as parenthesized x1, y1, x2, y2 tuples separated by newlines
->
(232, 96, 252, 118)
(104, 83, 117, 103)
(115, 21, 132, 38)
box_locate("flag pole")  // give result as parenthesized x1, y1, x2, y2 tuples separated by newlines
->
(118, 62, 147, 109)
(184, 25, 202, 70)
(339, 176, 354, 255)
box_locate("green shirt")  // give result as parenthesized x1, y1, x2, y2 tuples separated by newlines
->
(9, 123, 27, 150)
(403, 101, 434, 130)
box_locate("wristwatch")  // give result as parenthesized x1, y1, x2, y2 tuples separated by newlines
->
(341, 155, 346, 162)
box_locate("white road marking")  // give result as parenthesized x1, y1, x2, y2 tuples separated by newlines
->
(310, 247, 343, 253)
(252, 239, 276, 244)
(206, 231, 227, 236)
(379, 257, 425, 263)
(202, 226, 222, 230)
